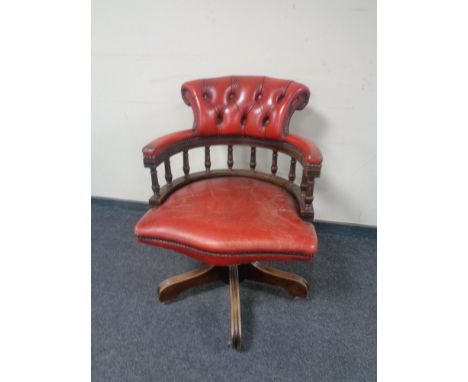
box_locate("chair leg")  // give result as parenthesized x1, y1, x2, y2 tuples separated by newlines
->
(240, 262, 309, 299)
(229, 265, 242, 350)
(157, 265, 220, 302)
(157, 262, 308, 348)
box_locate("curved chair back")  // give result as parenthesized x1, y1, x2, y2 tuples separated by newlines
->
(181, 76, 310, 139)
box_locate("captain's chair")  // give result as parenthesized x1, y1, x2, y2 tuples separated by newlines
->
(135, 76, 322, 349)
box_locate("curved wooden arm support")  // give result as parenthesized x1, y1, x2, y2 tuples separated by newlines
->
(143, 134, 321, 221)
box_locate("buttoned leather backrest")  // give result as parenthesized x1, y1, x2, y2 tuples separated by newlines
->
(181, 76, 310, 140)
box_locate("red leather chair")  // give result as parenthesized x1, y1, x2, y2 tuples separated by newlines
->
(135, 76, 322, 349)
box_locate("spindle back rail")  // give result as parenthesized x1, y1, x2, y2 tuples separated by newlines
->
(143, 135, 321, 221)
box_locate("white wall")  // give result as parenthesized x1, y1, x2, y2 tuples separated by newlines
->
(92, 0, 376, 225)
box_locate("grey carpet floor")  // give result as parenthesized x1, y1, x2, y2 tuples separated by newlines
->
(92, 199, 376, 382)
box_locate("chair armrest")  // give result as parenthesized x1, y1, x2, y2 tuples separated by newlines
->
(284, 134, 323, 166)
(142, 129, 196, 159)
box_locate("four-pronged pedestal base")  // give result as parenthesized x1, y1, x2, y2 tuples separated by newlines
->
(157, 262, 309, 350)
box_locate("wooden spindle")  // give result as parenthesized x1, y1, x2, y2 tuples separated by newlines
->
(304, 167, 315, 209)
(289, 158, 296, 182)
(227, 145, 233, 169)
(183, 149, 190, 176)
(250, 147, 256, 171)
(271, 150, 278, 175)
(205, 146, 211, 171)
(164, 159, 173, 184)
(150, 166, 160, 198)
(300, 170, 307, 192)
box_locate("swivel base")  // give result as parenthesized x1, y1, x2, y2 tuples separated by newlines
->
(157, 262, 309, 350)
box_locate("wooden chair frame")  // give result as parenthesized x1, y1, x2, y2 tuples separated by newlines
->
(144, 135, 321, 220)
(143, 135, 321, 349)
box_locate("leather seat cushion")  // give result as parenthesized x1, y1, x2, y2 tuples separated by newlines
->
(135, 177, 318, 266)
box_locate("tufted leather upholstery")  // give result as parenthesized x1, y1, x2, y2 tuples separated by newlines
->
(181, 76, 310, 139)
(135, 177, 318, 266)
(142, 76, 322, 165)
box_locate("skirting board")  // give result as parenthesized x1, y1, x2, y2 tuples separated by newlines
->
(91, 196, 376, 239)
